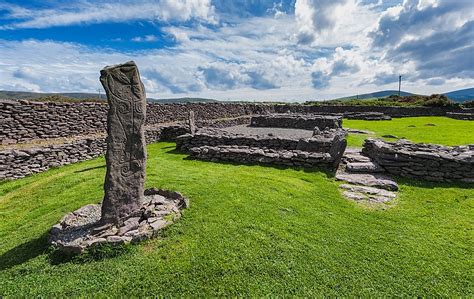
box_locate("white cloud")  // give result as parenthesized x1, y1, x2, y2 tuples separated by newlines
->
(0, 0, 473, 101)
(131, 35, 159, 42)
(0, 0, 217, 30)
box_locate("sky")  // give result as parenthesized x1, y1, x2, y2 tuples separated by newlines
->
(0, 0, 473, 101)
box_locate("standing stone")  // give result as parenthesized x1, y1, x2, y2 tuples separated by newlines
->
(188, 110, 196, 134)
(100, 61, 147, 224)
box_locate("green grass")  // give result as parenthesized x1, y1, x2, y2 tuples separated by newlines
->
(344, 116, 474, 147)
(1, 140, 473, 296)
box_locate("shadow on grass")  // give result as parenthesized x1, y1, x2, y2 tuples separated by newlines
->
(75, 164, 106, 173)
(397, 177, 474, 190)
(48, 243, 134, 265)
(0, 233, 49, 271)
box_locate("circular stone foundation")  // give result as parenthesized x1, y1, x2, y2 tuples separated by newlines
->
(49, 188, 189, 254)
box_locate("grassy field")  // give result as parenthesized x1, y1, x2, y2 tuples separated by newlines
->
(344, 116, 474, 147)
(1, 135, 473, 296)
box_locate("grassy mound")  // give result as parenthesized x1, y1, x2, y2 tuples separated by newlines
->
(1, 138, 472, 296)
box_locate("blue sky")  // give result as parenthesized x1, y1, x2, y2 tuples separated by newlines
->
(0, 0, 472, 101)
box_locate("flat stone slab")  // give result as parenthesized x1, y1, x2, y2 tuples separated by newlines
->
(336, 173, 398, 191)
(340, 184, 397, 203)
(49, 188, 189, 254)
(346, 162, 385, 173)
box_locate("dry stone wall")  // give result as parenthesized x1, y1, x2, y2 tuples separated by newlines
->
(188, 146, 334, 169)
(250, 114, 342, 130)
(362, 138, 474, 182)
(446, 112, 474, 120)
(0, 100, 274, 144)
(176, 128, 347, 169)
(274, 104, 468, 117)
(0, 125, 185, 181)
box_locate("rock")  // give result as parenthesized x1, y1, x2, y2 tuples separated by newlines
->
(346, 162, 385, 173)
(382, 134, 399, 139)
(339, 184, 397, 198)
(149, 219, 169, 231)
(100, 61, 147, 225)
(336, 173, 399, 191)
(188, 110, 196, 134)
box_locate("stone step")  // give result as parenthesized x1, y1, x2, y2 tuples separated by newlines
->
(346, 161, 385, 173)
(336, 173, 399, 191)
(339, 184, 397, 199)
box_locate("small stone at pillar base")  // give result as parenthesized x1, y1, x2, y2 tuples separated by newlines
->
(49, 188, 189, 254)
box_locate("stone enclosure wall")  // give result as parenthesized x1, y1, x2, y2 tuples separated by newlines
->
(2, 100, 471, 145)
(363, 138, 474, 182)
(0, 100, 274, 144)
(250, 114, 342, 130)
(0, 125, 186, 180)
(176, 127, 347, 169)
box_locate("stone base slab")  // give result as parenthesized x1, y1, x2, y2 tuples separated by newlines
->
(49, 188, 189, 254)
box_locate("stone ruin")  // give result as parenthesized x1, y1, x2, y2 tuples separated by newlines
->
(176, 113, 347, 170)
(49, 61, 189, 253)
(363, 138, 474, 182)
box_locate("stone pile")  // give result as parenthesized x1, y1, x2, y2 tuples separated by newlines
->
(363, 138, 474, 182)
(49, 188, 189, 254)
(250, 114, 342, 130)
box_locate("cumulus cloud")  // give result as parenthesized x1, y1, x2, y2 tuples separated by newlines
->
(1, 0, 473, 101)
(370, 0, 474, 81)
(0, 0, 217, 30)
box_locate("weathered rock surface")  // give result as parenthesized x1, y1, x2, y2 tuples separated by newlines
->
(49, 188, 189, 254)
(336, 173, 399, 191)
(346, 161, 385, 173)
(188, 110, 196, 134)
(100, 61, 147, 224)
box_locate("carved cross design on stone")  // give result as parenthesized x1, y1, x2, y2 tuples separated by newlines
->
(100, 61, 147, 224)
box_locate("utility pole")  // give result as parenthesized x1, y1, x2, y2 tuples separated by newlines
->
(398, 75, 402, 97)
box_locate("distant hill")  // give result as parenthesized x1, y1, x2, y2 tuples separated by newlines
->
(0, 90, 103, 100)
(335, 88, 474, 103)
(0, 90, 219, 103)
(443, 88, 474, 102)
(335, 90, 414, 100)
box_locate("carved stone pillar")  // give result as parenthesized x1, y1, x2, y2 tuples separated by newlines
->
(100, 61, 147, 224)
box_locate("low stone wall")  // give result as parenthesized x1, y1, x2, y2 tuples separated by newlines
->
(2, 99, 471, 145)
(250, 114, 342, 130)
(0, 125, 187, 181)
(176, 128, 347, 169)
(362, 138, 474, 182)
(275, 105, 468, 118)
(0, 100, 274, 144)
(196, 115, 252, 128)
(344, 112, 391, 120)
(188, 146, 335, 169)
(176, 128, 345, 153)
(446, 112, 474, 120)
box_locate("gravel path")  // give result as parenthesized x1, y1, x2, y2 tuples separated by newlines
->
(221, 125, 313, 139)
